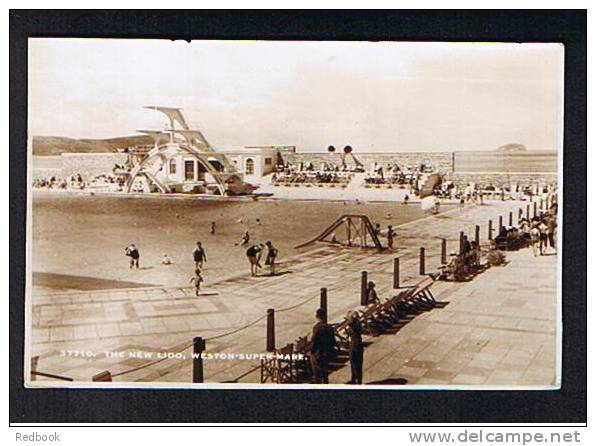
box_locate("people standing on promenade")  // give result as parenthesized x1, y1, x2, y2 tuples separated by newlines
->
(125, 244, 140, 269)
(310, 308, 336, 384)
(387, 225, 395, 249)
(403, 194, 409, 205)
(189, 268, 204, 297)
(547, 215, 557, 252)
(346, 311, 364, 384)
(538, 220, 549, 255)
(161, 253, 172, 265)
(246, 243, 264, 277)
(192, 242, 207, 269)
(264, 241, 278, 276)
(459, 196, 465, 209)
(210, 221, 216, 235)
(367, 281, 379, 304)
(529, 223, 541, 257)
(463, 235, 472, 254)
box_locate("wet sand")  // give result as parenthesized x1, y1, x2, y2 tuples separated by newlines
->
(32, 194, 430, 290)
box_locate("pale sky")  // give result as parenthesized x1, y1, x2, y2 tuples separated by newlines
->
(28, 39, 564, 152)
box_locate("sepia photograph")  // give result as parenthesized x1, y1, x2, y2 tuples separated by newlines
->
(25, 38, 563, 389)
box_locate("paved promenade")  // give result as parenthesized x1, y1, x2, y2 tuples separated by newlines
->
(29, 199, 557, 387)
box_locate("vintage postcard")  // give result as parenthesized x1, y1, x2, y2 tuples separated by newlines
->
(26, 39, 562, 388)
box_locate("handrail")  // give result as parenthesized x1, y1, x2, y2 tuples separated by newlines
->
(31, 371, 74, 381)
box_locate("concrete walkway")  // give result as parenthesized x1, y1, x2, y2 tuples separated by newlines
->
(28, 199, 557, 387)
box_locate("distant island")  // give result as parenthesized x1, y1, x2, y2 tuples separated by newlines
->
(497, 143, 527, 152)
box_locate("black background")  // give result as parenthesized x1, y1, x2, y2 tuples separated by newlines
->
(9, 9, 586, 424)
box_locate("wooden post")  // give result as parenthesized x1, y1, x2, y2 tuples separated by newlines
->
(475, 225, 480, 246)
(360, 271, 368, 306)
(540, 198, 544, 211)
(30, 355, 39, 382)
(393, 258, 400, 289)
(534, 201, 537, 218)
(498, 215, 503, 232)
(266, 309, 275, 352)
(526, 204, 530, 220)
(518, 208, 523, 223)
(441, 238, 447, 265)
(459, 231, 465, 255)
(92, 371, 112, 382)
(320, 288, 328, 323)
(419, 247, 425, 275)
(192, 336, 205, 383)
(488, 220, 493, 240)
(509, 211, 513, 227)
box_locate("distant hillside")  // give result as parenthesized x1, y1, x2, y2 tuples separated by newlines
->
(32, 135, 154, 156)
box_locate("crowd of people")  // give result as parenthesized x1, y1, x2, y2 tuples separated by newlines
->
(32, 170, 127, 192)
(272, 161, 356, 185)
(363, 162, 427, 187)
(272, 171, 352, 185)
(494, 210, 558, 257)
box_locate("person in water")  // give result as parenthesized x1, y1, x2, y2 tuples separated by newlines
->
(125, 244, 140, 269)
(264, 241, 279, 276)
(246, 244, 265, 277)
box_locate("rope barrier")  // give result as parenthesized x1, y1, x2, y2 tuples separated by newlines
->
(275, 294, 318, 313)
(109, 292, 318, 378)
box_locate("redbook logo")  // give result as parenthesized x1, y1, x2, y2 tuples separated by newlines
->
(15, 432, 61, 442)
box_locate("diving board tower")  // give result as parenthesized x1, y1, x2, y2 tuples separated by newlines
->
(295, 214, 384, 250)
(125, 107, 246, 195)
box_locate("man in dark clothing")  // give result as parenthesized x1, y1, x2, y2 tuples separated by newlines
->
(347, 312, 364, 384)
(246, 243, 264, 277)
(125, 244, 140, 269)
(310, 308, 336, 384)
(192, 242, 207, 270)
(264, 241, 278, 276)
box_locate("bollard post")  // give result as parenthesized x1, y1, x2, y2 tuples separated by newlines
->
(192, 336, 205, 383)
(518, 208, 523, 224)
(320, 288, 328, 323)
(509, 211, 513, 227)
(498, 215, 503, 233)
(475, 225, 480, 246)
(266, 309, 275, 352)
(526, 204, 530, 220)
(534, 201, 537, 218)
(488, 220, 493, 241)
(419, 247, 425, 275)
(393, 258, 400, 289)
(540, 198, 544, 211)
(459, 231, 465, 255)
(441, 239, 447, 265)
(360, 271, 368, 306)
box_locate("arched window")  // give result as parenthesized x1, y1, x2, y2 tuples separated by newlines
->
(245, 158, 255, 175)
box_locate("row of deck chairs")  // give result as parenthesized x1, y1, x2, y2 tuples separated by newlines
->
(260, 275, 438, 384)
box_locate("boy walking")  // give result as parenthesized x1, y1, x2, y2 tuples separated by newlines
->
(189, 269, 204, 297)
